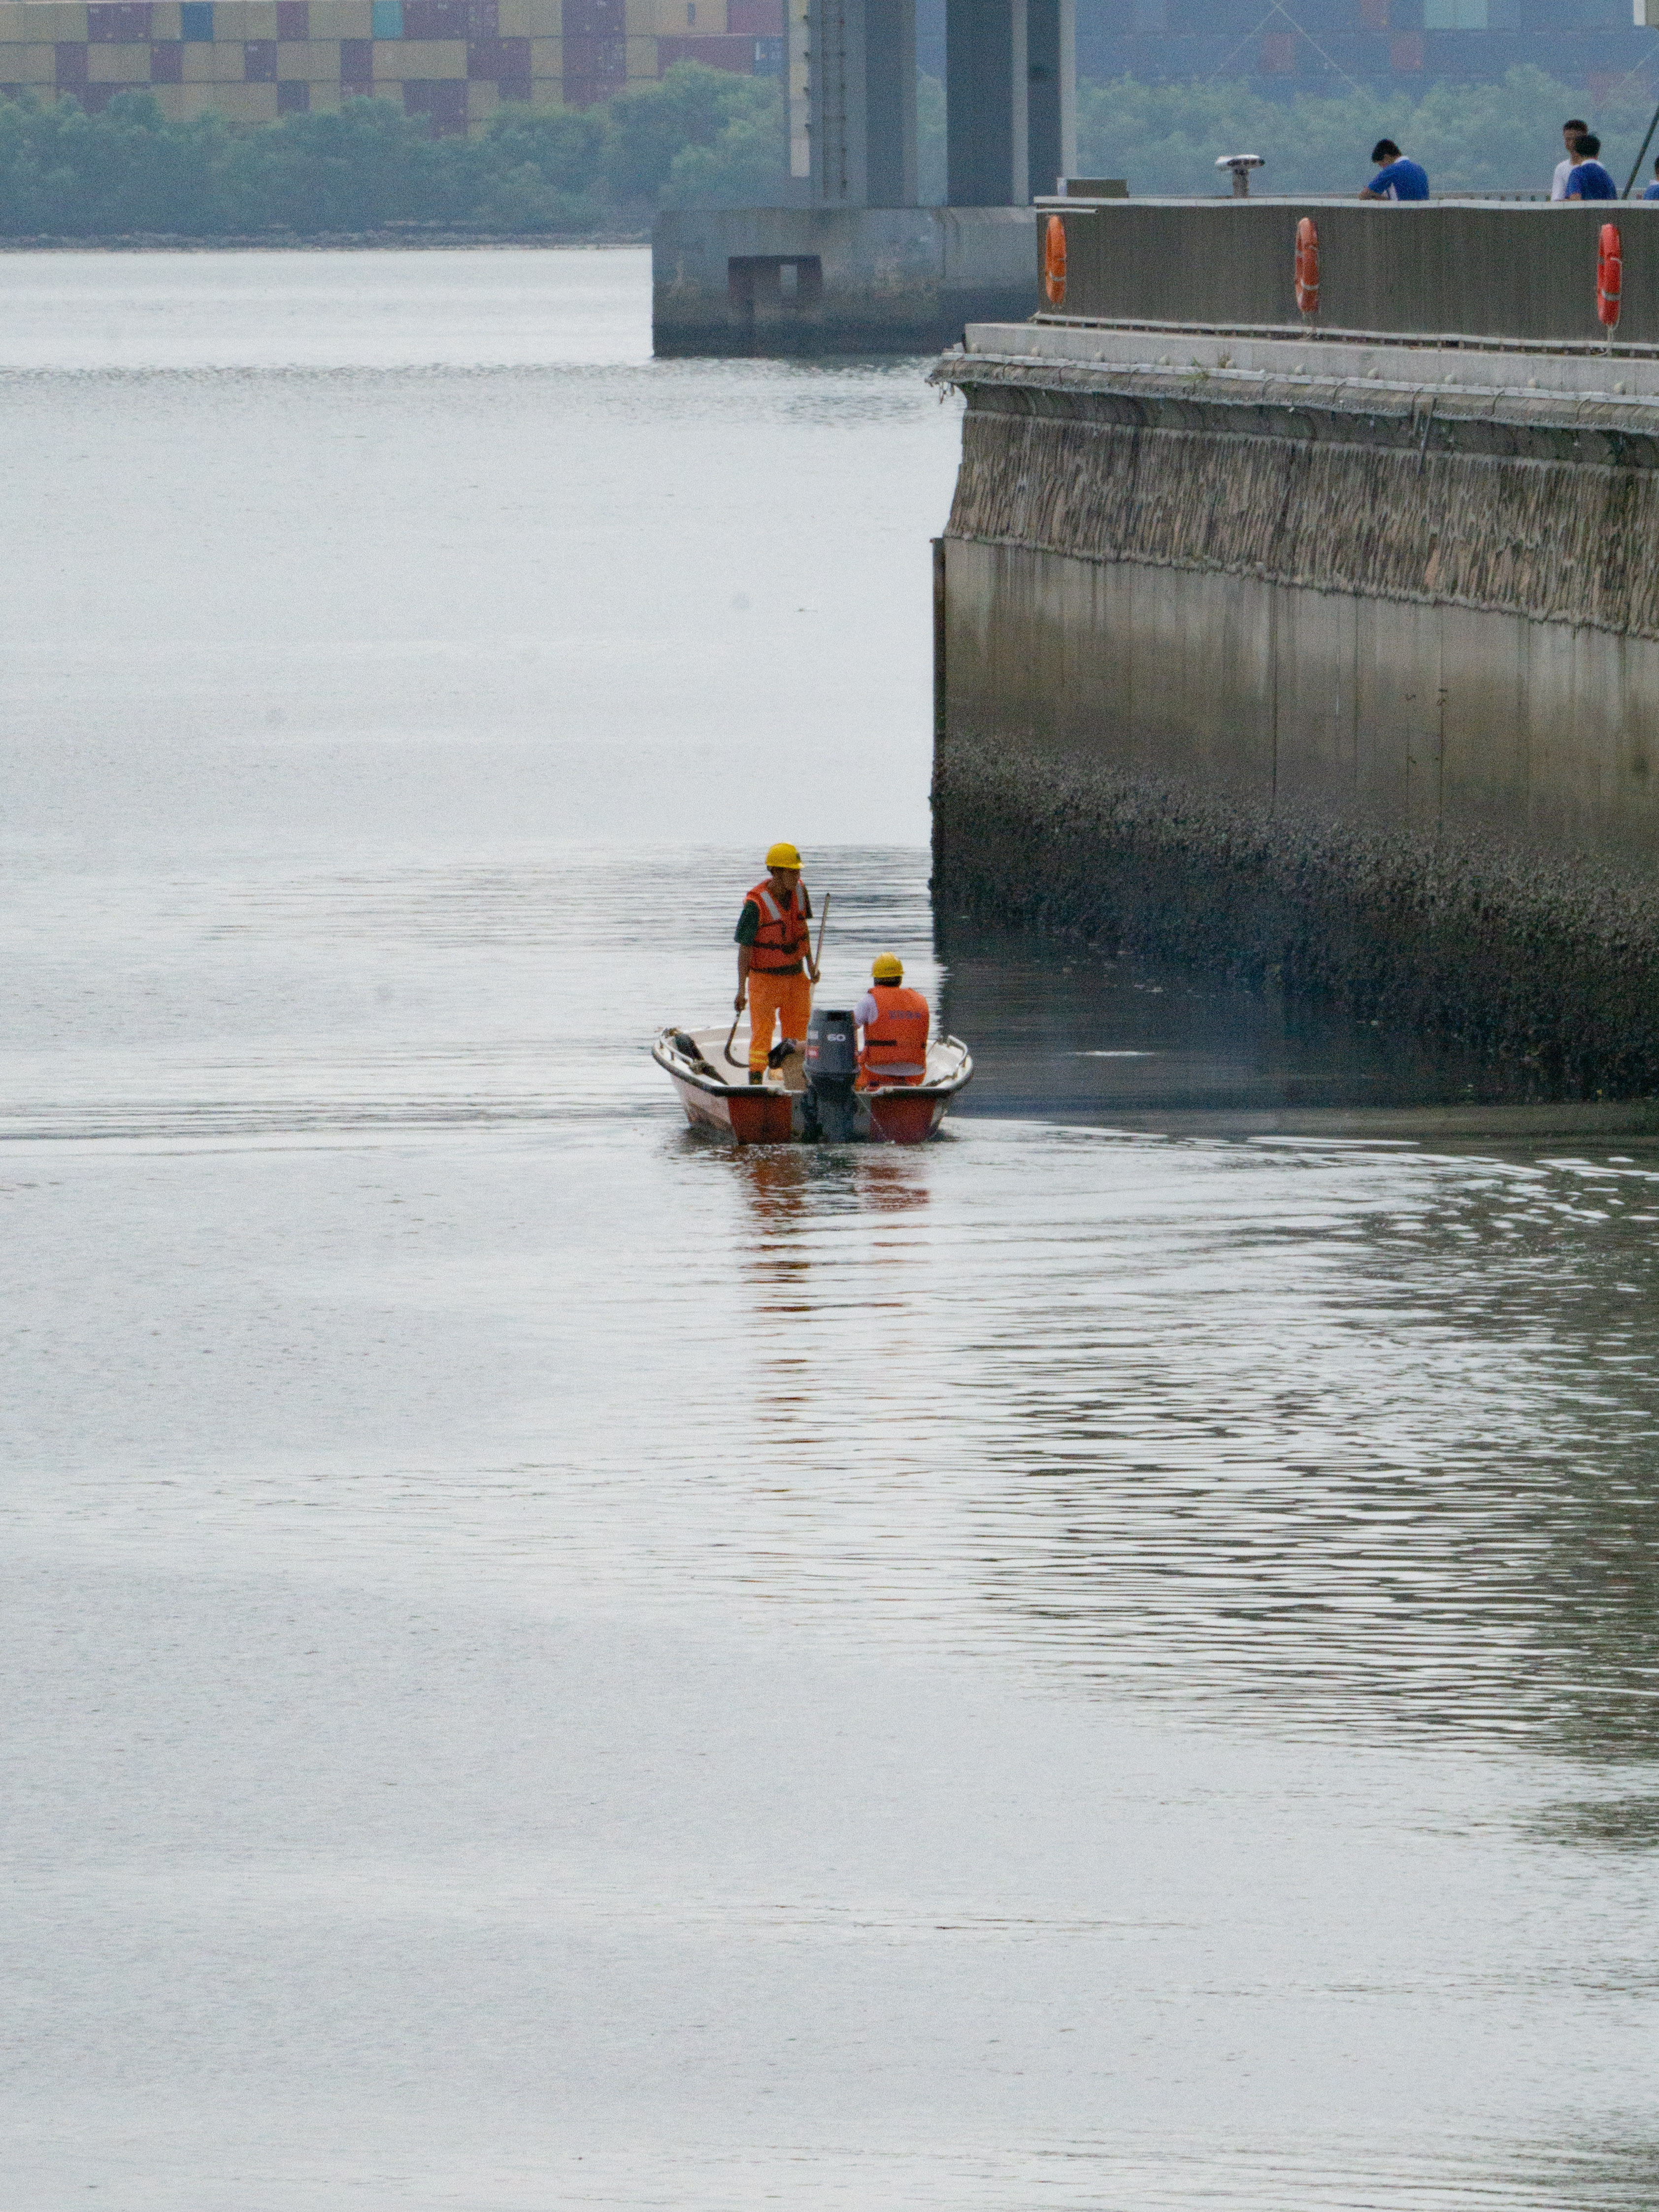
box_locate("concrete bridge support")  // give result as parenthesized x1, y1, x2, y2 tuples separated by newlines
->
(807, 0, 918, 208)
(1025, 0, 1076, 203)
(945, 0, 1074, 206)
(803, 0, 1075, 212)
(651, 0, 1075, 352)
(653, 204, 1038, 353)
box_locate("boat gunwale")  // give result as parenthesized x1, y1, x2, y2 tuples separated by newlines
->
(652, 1027, 974, 1102)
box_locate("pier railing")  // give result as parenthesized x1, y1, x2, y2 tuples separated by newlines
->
(1036, 199, 1659, 348)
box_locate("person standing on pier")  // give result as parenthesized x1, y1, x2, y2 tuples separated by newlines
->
(1564, 135, 1618, 199)
(1361, 140, 1429, 201)
(735, 843, 818, 1085)
(1551, 119, 1589, 199)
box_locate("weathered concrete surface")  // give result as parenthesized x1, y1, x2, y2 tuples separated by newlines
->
(653, 207, 1037, 356)
(971, 314, 1659, 397)
(932, 325, 1659, 1094)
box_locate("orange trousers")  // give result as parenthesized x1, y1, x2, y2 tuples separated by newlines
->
(747, 970, 811, 1071)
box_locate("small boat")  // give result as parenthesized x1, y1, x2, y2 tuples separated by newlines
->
(653, 1017, 973, 1145)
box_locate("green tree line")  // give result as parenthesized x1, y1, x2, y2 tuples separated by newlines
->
(915, 66, 1659, 199)
(1, 59, 1652, 235)
(1073, 65, 1659, 197)
(0, 60, 784, 235)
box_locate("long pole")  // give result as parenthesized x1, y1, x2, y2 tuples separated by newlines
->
(1625, 97, 1659, 197)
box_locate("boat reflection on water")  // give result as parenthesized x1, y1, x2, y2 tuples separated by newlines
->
(729, 1140, 934, 1222)
(693, 892, 1659, 1778)
(718, 1143, 938, 1503)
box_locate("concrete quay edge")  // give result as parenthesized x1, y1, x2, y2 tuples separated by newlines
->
(936, 353, 1659, 466)
(1029, 314, 1659, 363)
(956, 318, 1659, 407)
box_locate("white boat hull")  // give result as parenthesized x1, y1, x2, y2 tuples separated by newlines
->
(653, 1026, 972, 1145)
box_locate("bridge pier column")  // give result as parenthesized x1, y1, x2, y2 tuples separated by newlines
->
(946, 0, 1024, 206)
(806, 0, 918, 206)
(1025, 0, 1075, 199)
(945, 0, 1074, 206)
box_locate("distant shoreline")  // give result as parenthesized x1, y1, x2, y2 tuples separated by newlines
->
(0, 231, 649, 252)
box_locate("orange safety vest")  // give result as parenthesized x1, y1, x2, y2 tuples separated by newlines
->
(745, 879, 810, 974)
(860, 984, 929, 1083)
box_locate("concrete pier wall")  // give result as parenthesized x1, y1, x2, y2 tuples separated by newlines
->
(1042, 198, 1659, 347)
(933, 320, 1659, 1091)
(942, 538, 1659, 862)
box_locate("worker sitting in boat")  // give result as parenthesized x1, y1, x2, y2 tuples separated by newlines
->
(735, 841, 819, 1086)
(855, 954, 929, 1087)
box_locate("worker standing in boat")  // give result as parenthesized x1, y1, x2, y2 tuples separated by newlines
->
(735, 842, 819, 1084)
(854, 954, 929, 1087)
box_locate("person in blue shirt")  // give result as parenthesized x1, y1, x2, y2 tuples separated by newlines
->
(1361, 139, 1429, 201)
(1644, 157, 1659, 202)
(1565, 134, 1619, 200)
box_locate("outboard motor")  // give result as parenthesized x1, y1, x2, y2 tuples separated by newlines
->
(803, 1006, 859, 1142)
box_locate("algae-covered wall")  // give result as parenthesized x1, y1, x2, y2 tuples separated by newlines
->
(933, 330, 1659, 1092)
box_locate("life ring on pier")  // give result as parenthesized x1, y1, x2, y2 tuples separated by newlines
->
(1294, 216, 1320, 316)
(1043, 213, 1067, 307)
(1597, 221, 1623, 330)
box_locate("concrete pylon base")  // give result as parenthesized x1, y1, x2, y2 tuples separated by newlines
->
(652, 207, 1038, 357)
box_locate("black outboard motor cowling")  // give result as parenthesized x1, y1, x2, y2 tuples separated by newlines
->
(804, 1006, 858, 1141)
(805, 1006, 857, 1081)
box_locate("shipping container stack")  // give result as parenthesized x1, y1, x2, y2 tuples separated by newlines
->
(1066, 0, 1651, 96)
(0, 0, 784, 132)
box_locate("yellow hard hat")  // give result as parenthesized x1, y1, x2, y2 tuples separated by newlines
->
(765, 841, 802, 870)
(871, 952, 903, 981)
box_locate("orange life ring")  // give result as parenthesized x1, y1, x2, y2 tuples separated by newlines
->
(1294, 216, 1320, 316)
(1043, 213, 1066, 308)
(1597, 221, 1623, 330)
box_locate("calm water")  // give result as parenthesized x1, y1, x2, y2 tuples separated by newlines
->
(3, 248, 1658, 2211)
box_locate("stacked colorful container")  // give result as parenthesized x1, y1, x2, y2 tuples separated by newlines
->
(0, 0, 783, 132)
